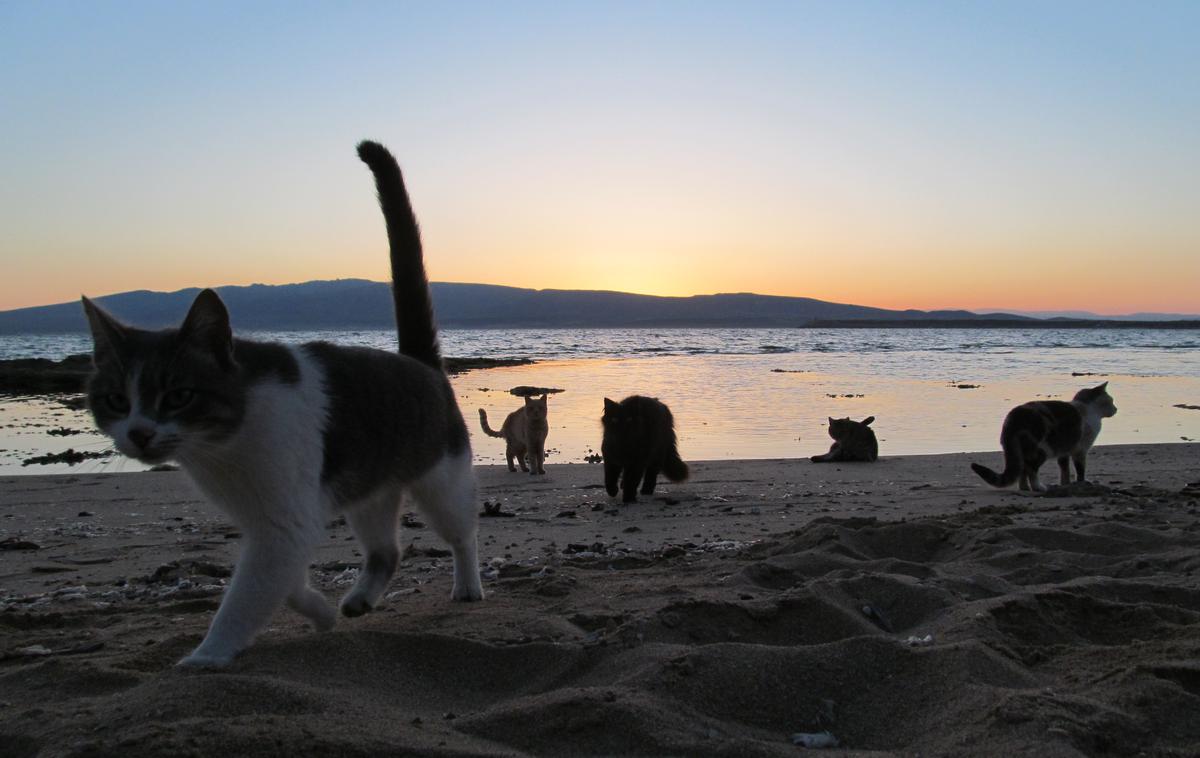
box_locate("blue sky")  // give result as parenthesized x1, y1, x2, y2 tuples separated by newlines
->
(1, 1, 1197, 312)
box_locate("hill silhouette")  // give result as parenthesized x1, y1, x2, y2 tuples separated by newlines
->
(0, 280, 1026, 334)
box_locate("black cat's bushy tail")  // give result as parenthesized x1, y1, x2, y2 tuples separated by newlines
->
(663, 439, 689, 483)
(357, 140, 441, 369)
(970, 431, 1022, 487)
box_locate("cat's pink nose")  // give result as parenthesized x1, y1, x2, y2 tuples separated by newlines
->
(127, 427, 155, 449)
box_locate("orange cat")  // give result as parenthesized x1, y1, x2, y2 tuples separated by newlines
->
(478, 395, 549, 474)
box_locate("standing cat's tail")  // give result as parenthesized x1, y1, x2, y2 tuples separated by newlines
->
(663, 446, 689, 482)
(970, 433, 1022, 487)
(357, 140, 442, 369)
(478, 409, 505, 438)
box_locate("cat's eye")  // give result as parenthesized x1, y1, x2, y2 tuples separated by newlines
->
(104, 394, 130, 414)
(162, 388, 196, 411)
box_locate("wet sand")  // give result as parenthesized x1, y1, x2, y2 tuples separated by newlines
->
(2, 444, 1198, 756)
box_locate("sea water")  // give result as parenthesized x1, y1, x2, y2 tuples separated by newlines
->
(2, 328, 1197, 474)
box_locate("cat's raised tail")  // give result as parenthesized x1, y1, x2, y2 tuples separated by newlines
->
(357, 140, 441, 369)
(478, 409, 505, 438)
(970, 433, 1023, 487)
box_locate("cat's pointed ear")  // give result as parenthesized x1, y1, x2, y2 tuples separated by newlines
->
(1097, 381, 1109, 392)
(604, 398, 618, 412)
(180, 289, 234, 367)
(828, 416, 835, 425)
(81, 296, 129, 364)
(524, 395, 534, 405)
(862, 416, 875, 426)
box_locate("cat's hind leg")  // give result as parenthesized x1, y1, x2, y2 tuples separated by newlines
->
(409, 450, 484, 602)
(1018, 471, 1030, 491)
(1058, 456, 1071, 486)
(1027, 464, 1046, 492)
(1073, 452, 1087, 483)
(810, 443, 839, 463)
(289, 582, 336, 632)
(340, 490, 402, 617)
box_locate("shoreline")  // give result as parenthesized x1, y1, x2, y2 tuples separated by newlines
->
(2, 444, 1198, 755)
(0, 353, 535, 395)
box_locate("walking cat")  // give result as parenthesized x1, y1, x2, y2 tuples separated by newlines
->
(478, 394, 549, 474)
(601, 395, 689, 503)
(971, 382, 1117, 492)
(80, 141, 483, 668)
(811, 416, 878, 463)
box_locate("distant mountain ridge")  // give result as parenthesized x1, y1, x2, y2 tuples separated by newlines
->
(972, 308, 1200, 321)
(0, 279, 1186, 334)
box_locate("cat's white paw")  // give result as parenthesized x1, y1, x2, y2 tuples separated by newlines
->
(450, 582, 484, 602)
(176, 648, 236, 669)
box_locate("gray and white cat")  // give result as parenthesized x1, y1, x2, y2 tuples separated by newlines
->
(971, 382, 1117, 492)
(81, 141, 483, 668)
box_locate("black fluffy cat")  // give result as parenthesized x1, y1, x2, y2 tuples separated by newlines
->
(601, 395, 689, 503)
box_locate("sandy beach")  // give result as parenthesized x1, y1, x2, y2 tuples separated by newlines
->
(2, 444, 1198, 756)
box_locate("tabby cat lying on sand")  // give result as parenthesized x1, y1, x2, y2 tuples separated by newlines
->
(601, 395, 689, 503)
(478, 394, 549, 474)
(971, 382, 1117, 492)
(810, 416, 879, 463)
(80, 141, 482, 668)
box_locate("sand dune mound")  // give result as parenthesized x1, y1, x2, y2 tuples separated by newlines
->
(2, 458, 1199, 755)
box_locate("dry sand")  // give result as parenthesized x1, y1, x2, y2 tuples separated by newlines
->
(1, 444, 1198, 756)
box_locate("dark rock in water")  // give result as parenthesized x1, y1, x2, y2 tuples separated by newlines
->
(22, 448, 112, 467)
(443, 357, 534, 375)
(0, 354, 92, 394)
(508, 385, 564, 397)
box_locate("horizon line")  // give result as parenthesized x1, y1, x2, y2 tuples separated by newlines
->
(3, 277, 1198, 320)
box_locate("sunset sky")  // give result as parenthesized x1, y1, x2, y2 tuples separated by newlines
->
(2, 1, 1197, 314)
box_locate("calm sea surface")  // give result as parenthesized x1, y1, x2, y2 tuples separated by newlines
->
(2, 328, 1197, 474)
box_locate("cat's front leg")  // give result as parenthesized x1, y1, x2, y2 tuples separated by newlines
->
(604, 462, 621, 497)
(178, 531, 317, 668)
(621, 465, 645, 503)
